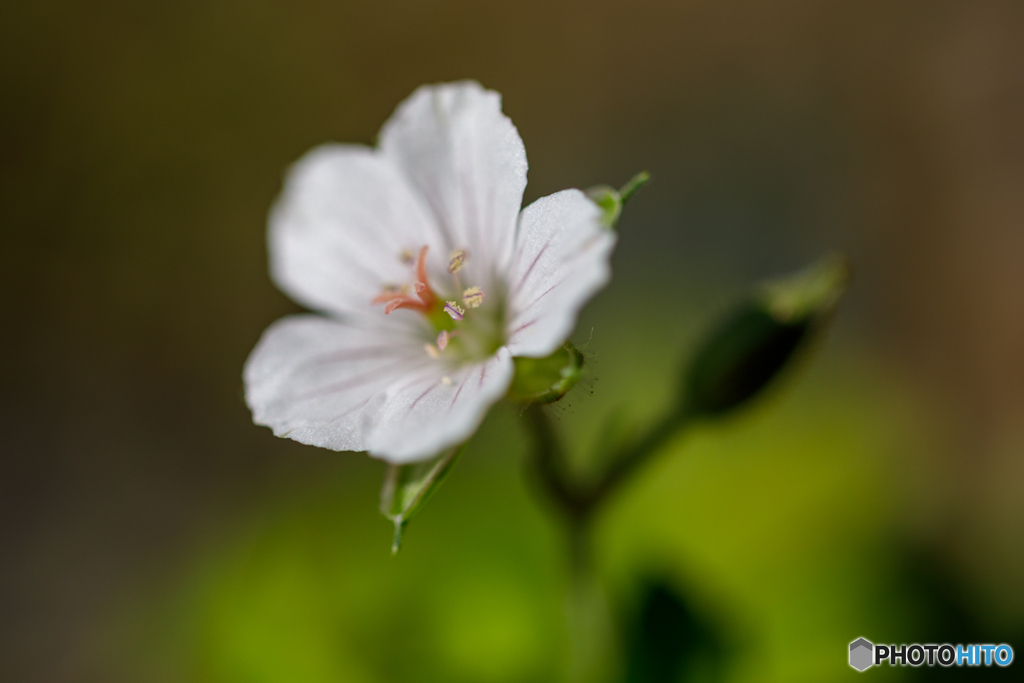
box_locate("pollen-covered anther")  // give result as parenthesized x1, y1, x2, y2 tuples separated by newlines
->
(462, 286, 484, 308)
(424, 343, 440, 359)
(448, 250, 467, 274)
(444, 301, 465, 321)
(436, 330, 449, 351)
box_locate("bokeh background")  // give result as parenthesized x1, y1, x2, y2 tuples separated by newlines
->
(2, 1, 1023, 681)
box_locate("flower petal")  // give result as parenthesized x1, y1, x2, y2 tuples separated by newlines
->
(365, 348, 514, 463)
(505, 190, 616, 357)
(244, 314, 430, 453)
(244, 315, 514, 463)
(269, 144, 444, 317)
(379, 81, 528, 288)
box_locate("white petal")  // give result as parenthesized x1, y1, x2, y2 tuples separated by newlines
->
(244, 315, 430, 453)
(244, 315, 514, 464)
(365, 348, 514, 463)
(505, 190, 616, 357)
(269, 144, 445, 317)
(379, 81, 528, 288)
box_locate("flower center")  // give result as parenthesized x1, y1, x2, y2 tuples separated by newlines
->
(373, 246, 503, 362)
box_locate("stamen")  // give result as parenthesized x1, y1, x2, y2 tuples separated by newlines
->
(448, 250, 467, 274)
(436, 330, 449, 351)
(399, 249, 415, 265)
(424, 343, 440, 359)
(444, 301, 465, 321)
(462, 286, 484, 308)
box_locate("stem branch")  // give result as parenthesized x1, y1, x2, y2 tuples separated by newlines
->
(525, 401, 693, 528)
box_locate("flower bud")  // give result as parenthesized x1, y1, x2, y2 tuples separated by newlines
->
(508, 343, 585, 404)
(380, 446, 463, 554)
(586, 171, 650, 228)
(683, 254, 850, 416)
(586, 185, 623, 227)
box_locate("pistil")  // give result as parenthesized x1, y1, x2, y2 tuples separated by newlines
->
(376, 246, 436, 315)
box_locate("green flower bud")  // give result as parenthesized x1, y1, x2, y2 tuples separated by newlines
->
(380, 445, 463, 554)
(508, 343, 586, 404)
(586, 171, 650, 228)
(586, 185, 623, 227)
(683, 254, 850, 416)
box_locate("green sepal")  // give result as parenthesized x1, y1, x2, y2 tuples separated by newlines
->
(379, 444, 465, 554)
(756, 252, 850, 323)
(683, 254, 850, 416)
(508, 343, 585, 404)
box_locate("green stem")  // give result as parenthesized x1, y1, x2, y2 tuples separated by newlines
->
(524, 407, 584, 519)
(584, 404, 692, 508)
(525, 401, 693, 527)
(526, 402, 689, 683)
(618, 171, 651, 205)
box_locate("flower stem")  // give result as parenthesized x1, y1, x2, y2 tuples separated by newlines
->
(618, 171, 651, 205)
(524, 401, 693, 525)
(525, 403, 691, 682)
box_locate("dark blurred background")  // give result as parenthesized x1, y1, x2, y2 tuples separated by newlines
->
(2, 1, 1023, 681)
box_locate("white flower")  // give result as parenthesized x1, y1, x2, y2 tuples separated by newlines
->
(244, 81, 616, 463)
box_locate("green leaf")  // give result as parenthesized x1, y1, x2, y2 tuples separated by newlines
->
(379, 445, 465, 554)
(683, 254, 851, 416)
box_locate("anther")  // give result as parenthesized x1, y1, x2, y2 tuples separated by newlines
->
(436, 330, 449, 351)
(462, 286, 484, 308)
(448, 250, 467, 274)
(399, 249, 415, 265)
(444, 301, 465, 321)
(424, 344, 440, 359)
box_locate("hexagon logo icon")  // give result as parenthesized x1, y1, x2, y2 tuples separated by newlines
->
(849, 638, 874, 671)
